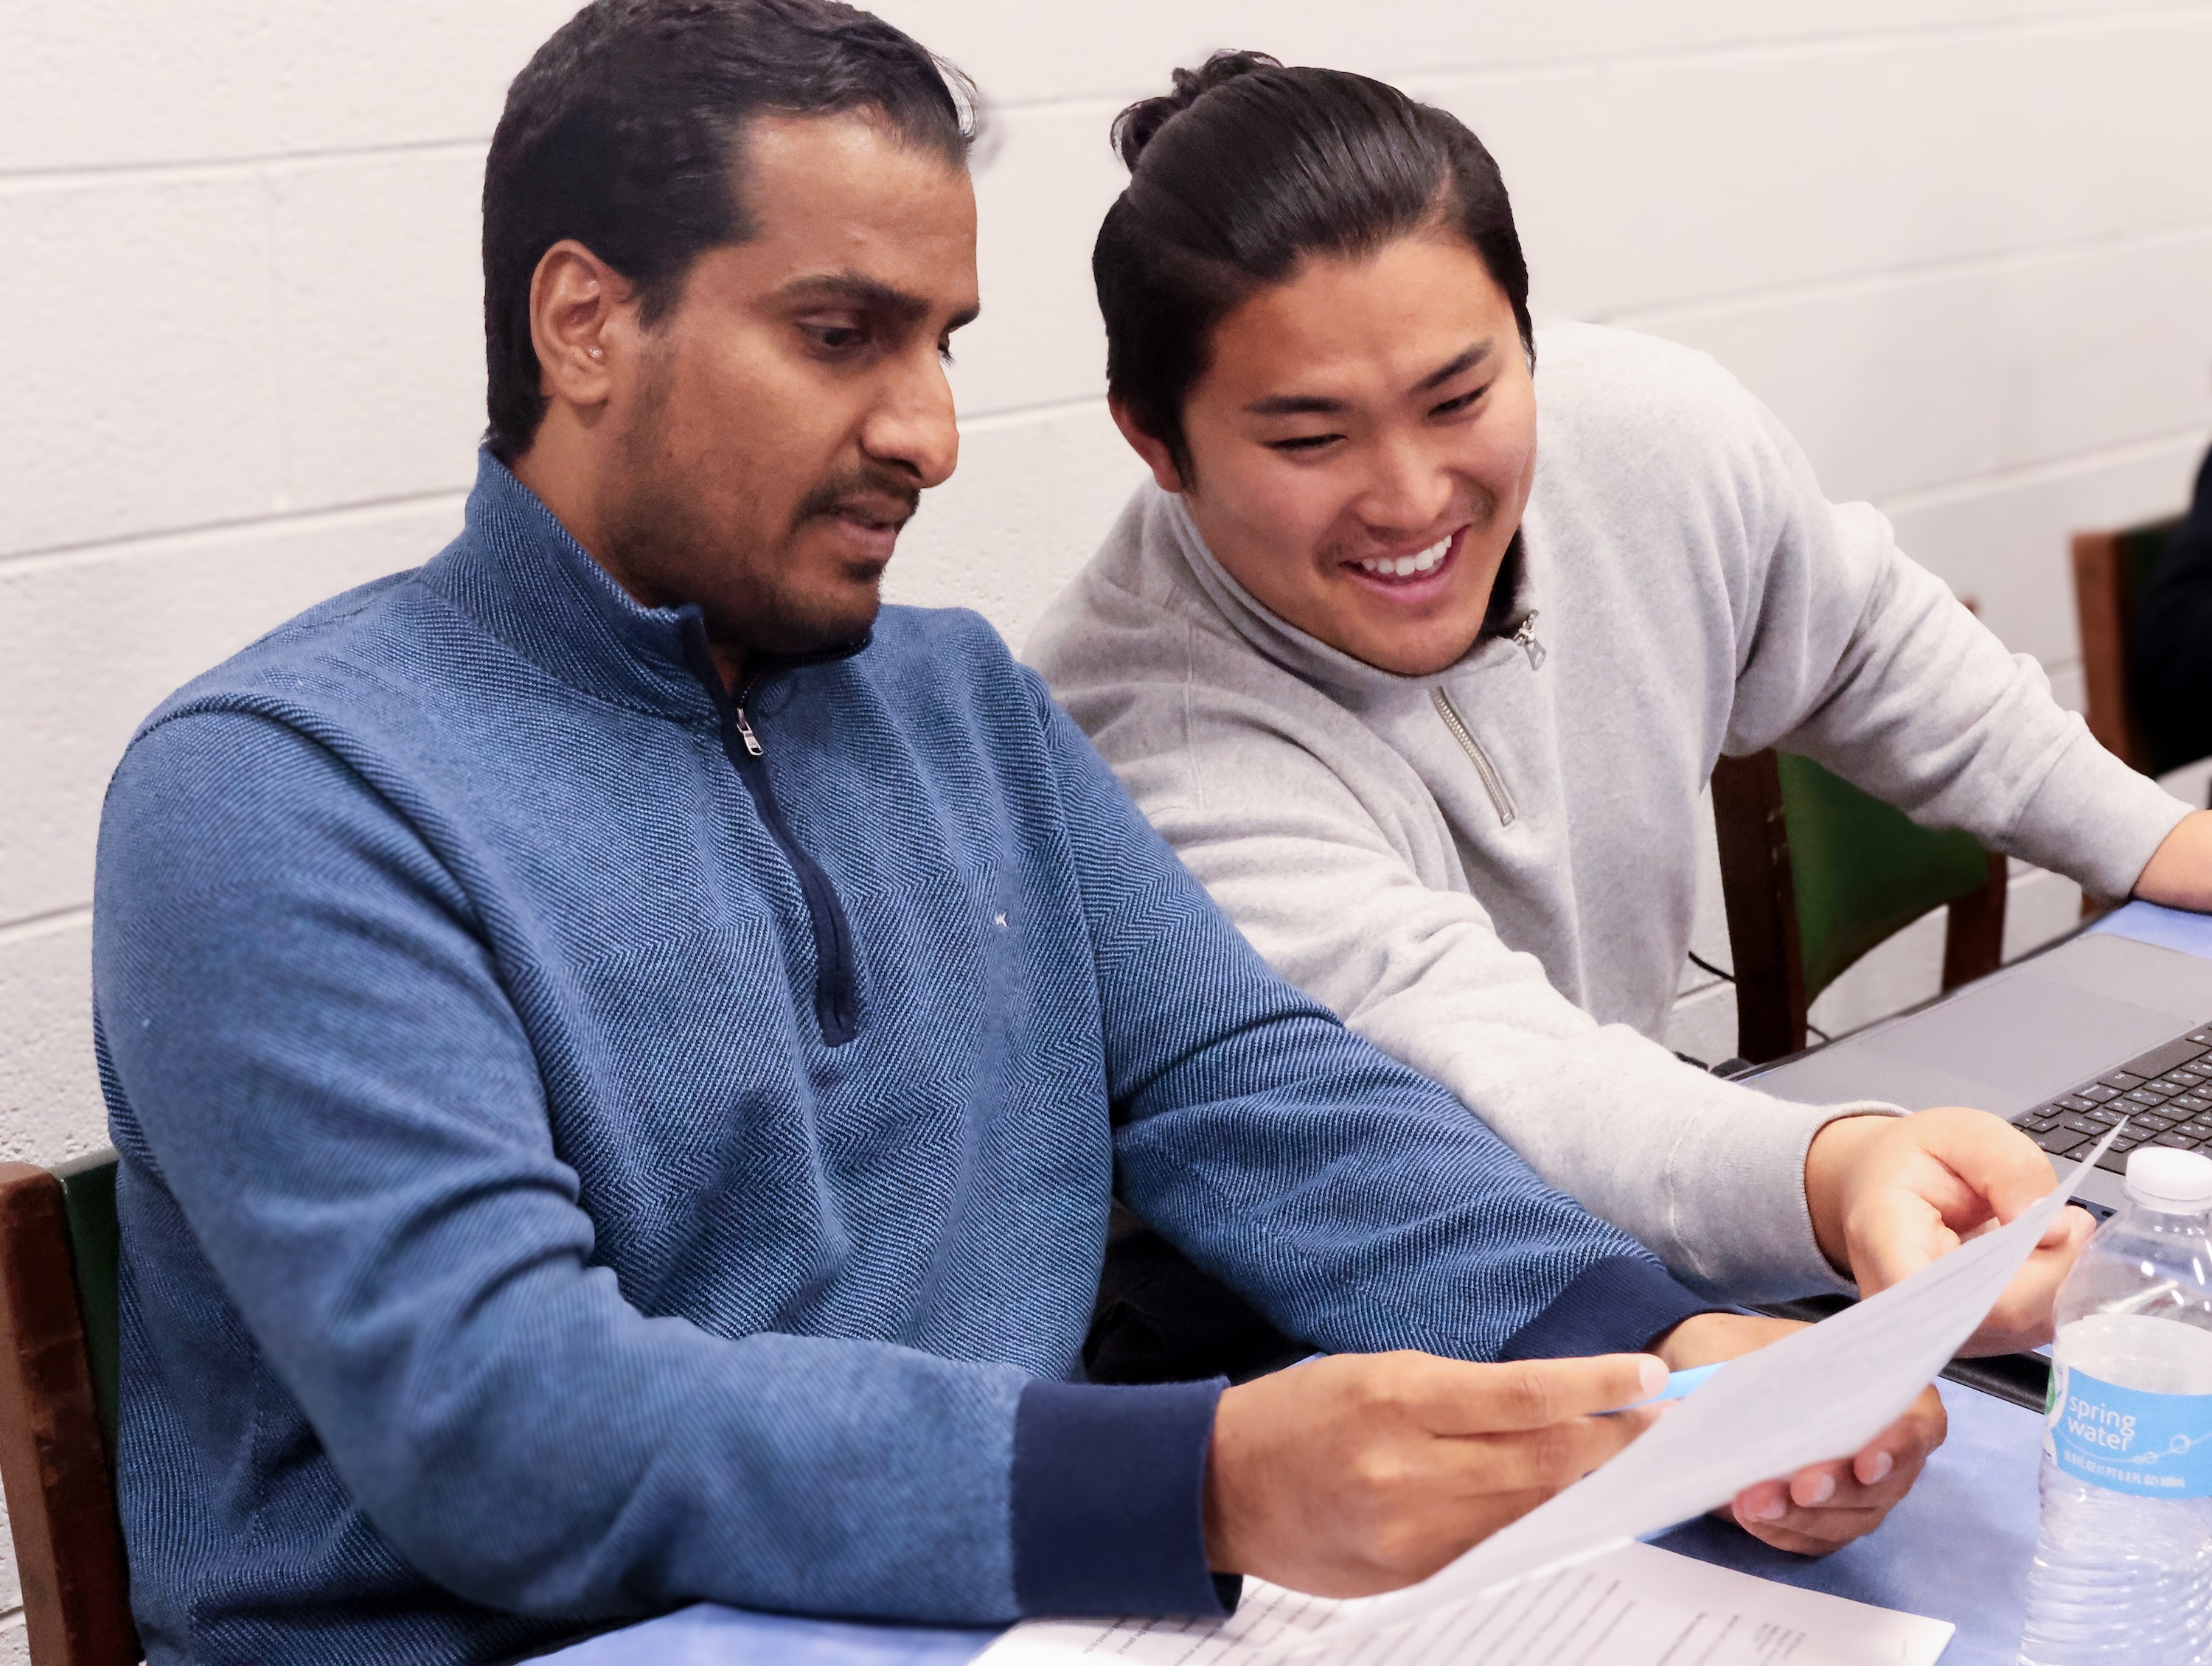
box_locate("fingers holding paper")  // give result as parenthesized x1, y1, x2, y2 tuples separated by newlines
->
(1653, 1312, 1946, 1554)
(1805, 1105, 2095, 1354)
(1952, 1202, 2095, 1355)
(1203, 1350, 1666, 1597)
(1726, 1382, 1946, 1554)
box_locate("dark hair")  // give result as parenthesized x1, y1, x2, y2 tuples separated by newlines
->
(1096, 52, 1534, 481)
(482, 0, 978, 461)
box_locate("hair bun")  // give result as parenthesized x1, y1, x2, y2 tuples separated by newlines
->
(1111, 50, 1282, 172)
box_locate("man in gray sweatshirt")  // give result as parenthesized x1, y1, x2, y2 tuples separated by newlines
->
(1032, 57, 2212, 1342)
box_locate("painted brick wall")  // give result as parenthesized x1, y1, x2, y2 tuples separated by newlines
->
(5, 2, 2211, 1643)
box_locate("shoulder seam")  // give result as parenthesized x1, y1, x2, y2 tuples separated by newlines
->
(119, 698, 491, 938)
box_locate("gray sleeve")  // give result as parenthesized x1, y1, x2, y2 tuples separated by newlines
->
(1071, 659, 1873, 1306)
(1716, 394, 2190, 902)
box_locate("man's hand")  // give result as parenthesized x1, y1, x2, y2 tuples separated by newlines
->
(1652, 1313, 1944, 1555)
(2135, 809, 2212, 911)
(1805, 1108, 2094, 1355)
(1203, 1351, 1665, 1595)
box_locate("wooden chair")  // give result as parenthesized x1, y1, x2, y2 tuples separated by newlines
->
(1712, 750, 2008, 1064)
(2072, 516, 2188, 778)
(0, 1151, 140, 1665)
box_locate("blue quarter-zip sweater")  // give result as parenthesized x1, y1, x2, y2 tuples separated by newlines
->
(91, 455, 1711, 1665)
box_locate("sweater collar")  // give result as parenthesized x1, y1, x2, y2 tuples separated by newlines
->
(1151, 487, 1540, 707)
(425, 450, 866, 718)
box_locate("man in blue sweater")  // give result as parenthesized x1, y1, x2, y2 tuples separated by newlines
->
(92, 4, 1971, 1660)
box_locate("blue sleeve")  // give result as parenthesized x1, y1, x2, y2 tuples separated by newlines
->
(1030, 686, 1715, 1362)
(95, 711, 1057, 1626)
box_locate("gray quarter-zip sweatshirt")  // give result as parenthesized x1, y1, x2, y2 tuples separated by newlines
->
(1028, 323, 2191, 1303)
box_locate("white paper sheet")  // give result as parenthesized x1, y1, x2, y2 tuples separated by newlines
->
(982, 1542, 1953, 1666)
(1300, 1121, 2118, 1651)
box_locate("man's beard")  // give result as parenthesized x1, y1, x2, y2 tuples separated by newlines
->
(604, 402, 917, 663)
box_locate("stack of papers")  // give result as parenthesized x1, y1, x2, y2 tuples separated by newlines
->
(981, 1545, 1952, 1666)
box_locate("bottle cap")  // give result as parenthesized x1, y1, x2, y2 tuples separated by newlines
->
(2124, 1147, 2212, 1212)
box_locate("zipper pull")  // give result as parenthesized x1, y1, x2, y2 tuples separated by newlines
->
(731, 706, 765, 757)
(1512, 611, 1547, 671)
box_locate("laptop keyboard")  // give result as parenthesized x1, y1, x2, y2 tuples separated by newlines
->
(2016, 1025, 2212, 1173)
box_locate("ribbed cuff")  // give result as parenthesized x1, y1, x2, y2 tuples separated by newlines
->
(1498, 1255, 1721, 1360)
(1011, 1378, 1231, 1617)
(2017, 725, 2192, 902)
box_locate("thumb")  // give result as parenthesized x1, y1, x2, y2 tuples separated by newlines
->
(2040, 1203, 2097, 1255)
(1962, 1205, 2096, 1353)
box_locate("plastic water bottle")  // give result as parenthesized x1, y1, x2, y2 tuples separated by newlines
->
(2019, 1146, 2212, 1666)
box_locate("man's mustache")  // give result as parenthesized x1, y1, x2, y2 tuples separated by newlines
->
(793, 470, 922, 535)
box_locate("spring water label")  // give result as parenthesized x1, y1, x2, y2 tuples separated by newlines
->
(2045, 1361, 2212, 1499)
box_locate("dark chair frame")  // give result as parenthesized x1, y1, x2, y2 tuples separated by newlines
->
(2073, 516, 2211, 809)
(1711, 750, 2007, 1064)
(0, 1155, 139, 1666)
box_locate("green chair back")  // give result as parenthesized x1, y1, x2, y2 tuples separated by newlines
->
(54, 1154, 121, 1459)
(1776, 753, 1995, 1003)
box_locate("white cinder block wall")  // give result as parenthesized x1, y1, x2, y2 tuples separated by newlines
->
(4, 0, 2211, 1635)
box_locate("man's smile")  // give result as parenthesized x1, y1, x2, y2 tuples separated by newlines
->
(1339, 525, 1467, 597)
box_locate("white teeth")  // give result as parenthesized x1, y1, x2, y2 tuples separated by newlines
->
(1357, 537, 1453, 578)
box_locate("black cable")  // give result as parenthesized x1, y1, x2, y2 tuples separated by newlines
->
(1687, 950, 1833, 1045)
(1690, 955, 1832, 1044)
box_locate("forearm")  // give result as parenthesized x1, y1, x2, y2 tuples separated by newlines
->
(1738, 508, 2187, 896)
(136, 1155, 1215, 1623)
(1178, 831, 1872, 1303)
(344, 1299, 1223, 1621)
(1349, 975, 1875, 1303)
(333, 1292, 1038, 1620)
(1112, 1026, 1716, 1362)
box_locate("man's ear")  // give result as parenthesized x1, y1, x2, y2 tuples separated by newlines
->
(1110, 397, 1186, 495)
(529, 239, 634, 414)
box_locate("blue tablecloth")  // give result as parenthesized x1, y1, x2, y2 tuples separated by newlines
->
(551, 899, 2212, 1666)
(2089, 896, 2212, 959)
(548, 1381, 2044, 1666)
(539, 1604, 998, 1666)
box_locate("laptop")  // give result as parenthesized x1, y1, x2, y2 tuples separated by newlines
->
(1744, 929, 2212, 1214)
